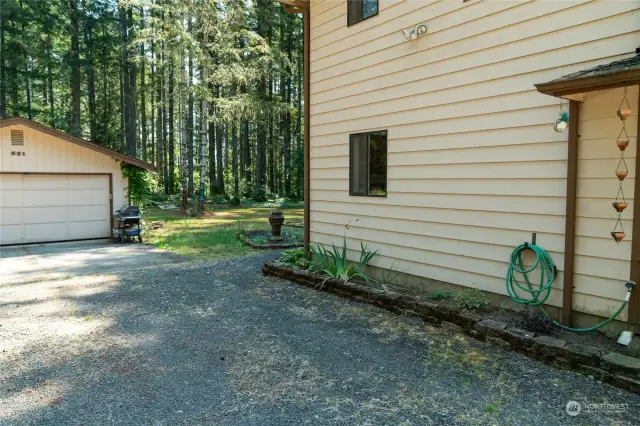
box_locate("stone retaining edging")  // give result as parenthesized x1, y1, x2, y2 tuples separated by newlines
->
(262, 260, 640, 395)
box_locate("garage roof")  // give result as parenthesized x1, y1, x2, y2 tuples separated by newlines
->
(0, 117, 157, 172)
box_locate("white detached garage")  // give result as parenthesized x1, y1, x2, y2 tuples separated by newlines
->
(0, 117, 156, 245)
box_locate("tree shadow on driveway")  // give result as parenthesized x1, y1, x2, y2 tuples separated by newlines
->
(1, 252, 639, 425)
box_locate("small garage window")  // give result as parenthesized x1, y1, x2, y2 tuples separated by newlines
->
(348, 0, 378, 26)
(349, 130, 387, 197)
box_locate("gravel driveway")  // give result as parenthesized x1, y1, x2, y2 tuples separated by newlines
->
(1, 252, 639, 425)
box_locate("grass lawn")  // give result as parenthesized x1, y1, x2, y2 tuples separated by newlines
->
(144, 205, 304, 260)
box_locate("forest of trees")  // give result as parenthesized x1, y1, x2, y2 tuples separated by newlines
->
(0, 0, 305, 207)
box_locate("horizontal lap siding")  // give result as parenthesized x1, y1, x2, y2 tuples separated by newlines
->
(308, 0, 640, 318)
(573, 87, 639, 321)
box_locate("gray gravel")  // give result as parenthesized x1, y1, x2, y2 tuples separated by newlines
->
(1, 252, 639, 425)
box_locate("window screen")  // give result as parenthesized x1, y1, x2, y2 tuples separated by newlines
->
(349, 131, 387, 197)
(347, 0, 378, 26)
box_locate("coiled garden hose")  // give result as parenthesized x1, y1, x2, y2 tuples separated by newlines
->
(506, 243, 635, 332)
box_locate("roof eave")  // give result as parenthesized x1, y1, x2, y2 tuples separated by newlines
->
(535, 69, 640, 99)
(278, 0, 308, 10)
(0, 117, 157, 172)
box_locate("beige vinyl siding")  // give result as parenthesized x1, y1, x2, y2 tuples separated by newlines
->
(573, 87, 639, 320)
(308, 0, 640, 318)
(0, 124, 129, 211)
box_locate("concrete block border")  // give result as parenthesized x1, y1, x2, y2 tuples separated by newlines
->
(262, 261, 640, 395)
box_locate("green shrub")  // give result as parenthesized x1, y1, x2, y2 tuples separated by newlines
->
(252, 235, 267, 245)
(454, 289, 489, 311)
(428, 290, 453, 300)
(310, 238, 377, 283)
(280, 247, 311, 270)
(251, 185, 268, 202)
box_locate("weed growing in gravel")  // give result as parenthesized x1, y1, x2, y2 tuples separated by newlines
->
(484, 402, 500, 415)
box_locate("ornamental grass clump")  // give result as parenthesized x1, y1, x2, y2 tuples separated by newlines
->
(310, 237, 377, 283)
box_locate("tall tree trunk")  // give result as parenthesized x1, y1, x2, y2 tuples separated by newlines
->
(150, 10, 155, 165)
(198, 32, 208, 210)
(0, 3, 6, 119)
(179, 35, 188, 210)
(83, 0, 97, 142)
(46, 35, 54, 126)
(283, 15, 292, 196)
(24, 57, 31, 119)
(232, 122, 239, 201)
(168, 51, 175, 194)
(242, 120, 250, 183)
(140, 7, 147, 160)
(187, 17, 194, 196)
(119, 6, 128, 151)
(208, 77, 216, 196)
(101, 26, 109, 146)
(209, 116, 216, 196)
(126, 7, 136, 156)
(296, 33, 303, 198)
(155, 37, 165, 188)
(69, 0, 81, 136)
(215, 83, 224, 194)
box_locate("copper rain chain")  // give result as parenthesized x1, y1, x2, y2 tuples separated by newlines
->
(611, 87, 632, 243)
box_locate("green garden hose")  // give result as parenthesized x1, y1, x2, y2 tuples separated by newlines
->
(506, 243, 635, 332)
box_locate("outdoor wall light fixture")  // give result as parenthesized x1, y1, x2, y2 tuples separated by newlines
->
(402, 24, 427, 41)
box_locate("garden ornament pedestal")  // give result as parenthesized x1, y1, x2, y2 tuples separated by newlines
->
(269, 211, 285, 242)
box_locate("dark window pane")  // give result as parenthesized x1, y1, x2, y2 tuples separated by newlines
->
(348, 0, 377, 26)
(347, 0, 361, 26)
(350, 134, 368, 195)
(368, 132, 387, 196)
(363, 0, 378, 19)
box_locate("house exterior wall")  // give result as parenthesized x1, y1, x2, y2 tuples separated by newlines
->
(308, 0, 640, 319)
(574, 87, 638, 321)
(0, 124, 129, 212)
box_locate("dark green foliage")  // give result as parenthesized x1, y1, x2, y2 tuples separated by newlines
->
(280, 247, 310, 270)
(122, 163, 156, 207)
(516, 311, 555, 334)
(428, 290, 454, 300)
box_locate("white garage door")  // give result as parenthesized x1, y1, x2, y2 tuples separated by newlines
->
(0, 174, 110, 245)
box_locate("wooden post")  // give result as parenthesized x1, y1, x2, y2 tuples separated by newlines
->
(562, 100, 580, 326)
(303, 7, 310, 256)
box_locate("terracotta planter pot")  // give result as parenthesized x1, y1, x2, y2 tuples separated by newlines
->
(613, 201, 629, 213)
(268, 211, 285, 242)
(616, 171, 628, 181)
(611, 231, 626, 242)
(618, 109, 632, 121)
(617, 139, 629, 151)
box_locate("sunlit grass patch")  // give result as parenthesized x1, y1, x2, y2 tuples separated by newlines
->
(144, 206, 303, 261)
